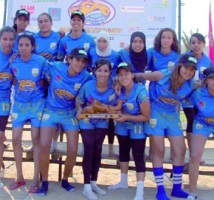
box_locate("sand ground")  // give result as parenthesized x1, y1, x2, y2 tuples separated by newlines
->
(0, 129, 214, 200)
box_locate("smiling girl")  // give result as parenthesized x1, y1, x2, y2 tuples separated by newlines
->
(57, 10, 95, 61)
(76, 59, 121, 200)
(135, 54, 197, 200)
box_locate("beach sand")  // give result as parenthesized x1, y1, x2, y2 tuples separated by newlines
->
(0, 129, 214, 200)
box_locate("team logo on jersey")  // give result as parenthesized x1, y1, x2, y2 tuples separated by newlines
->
(83, 43, 90, 51)
(126, 103, 134, 110)
(42, 113, 50, 121)
(149, 118, 157, 128)
(55, 89, 74, 100)
(199, 101, 205, 109)
(32, 68, 39, 77)
(19, 80, 36, 92)
(195, 123, 203, 129)
(11, 113, 18, 121)
(50, 42, 57, 49)
(167, 61, 175, 69)
(0, 72, 12, 82)
(109, 94, 115, 102)
(74, 83, 81, 91)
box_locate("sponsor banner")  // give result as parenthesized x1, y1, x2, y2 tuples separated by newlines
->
(7, 0, 177, 50)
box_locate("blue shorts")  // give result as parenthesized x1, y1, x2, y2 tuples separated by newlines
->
(40, 108, 79, 131)
(79, 118, 109, 130)
(116, 121, 146, 139)
(11, 100, 45, 128)
(0, 101, 11, 116)
(145, 109, 183, 137)
(193, 120, 214, 138)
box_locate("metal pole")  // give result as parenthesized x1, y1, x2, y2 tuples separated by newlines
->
(3, 0, 8, 26)
(178, 0, 182, 43)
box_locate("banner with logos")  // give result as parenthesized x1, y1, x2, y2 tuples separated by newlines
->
(6, 0, 177, 50)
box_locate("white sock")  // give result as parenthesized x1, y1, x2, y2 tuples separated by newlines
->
(108, 173, 128, 190)
(52, 140, 57, 147)
(91, 181, 106, 195)
(133, 181, 144, 200)
(0, 180, 3, 189)
(83, 184, 97, 200)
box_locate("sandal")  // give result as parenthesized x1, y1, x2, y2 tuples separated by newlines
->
(8, 180, 26, 190)
(28, 184, 39, 193)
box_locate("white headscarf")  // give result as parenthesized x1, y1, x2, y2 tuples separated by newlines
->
(95, 31, 112, 57)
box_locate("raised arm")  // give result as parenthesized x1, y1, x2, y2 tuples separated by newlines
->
(135, 71, 163, 82)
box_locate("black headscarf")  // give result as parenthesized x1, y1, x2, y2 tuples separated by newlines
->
(129, 31, 147, 72)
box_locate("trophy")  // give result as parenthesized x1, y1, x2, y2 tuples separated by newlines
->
(79, 100, 119, 119)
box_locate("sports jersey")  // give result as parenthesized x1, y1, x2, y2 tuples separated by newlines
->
(150, 69, 195, 113)
(57, 32, 96, 61)
(120, 83, 149, 116)
(45, 61, 93, 111)
(181, 51, 212, 108)
(191, 87, 214, 126)
(119, 49, 149, 72)
(10, 54, 48, 102)
(89, 47, 120, 78)
(147, 48, 179, 71)
(34, 31, 60, 61)
(0, 49, 13, 101)
(186, 50, 212, 80)
(116, 83, 149, 139)
(77, 79, 117, 129)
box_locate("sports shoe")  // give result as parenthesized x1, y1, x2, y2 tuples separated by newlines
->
(186, 195, 197, 200)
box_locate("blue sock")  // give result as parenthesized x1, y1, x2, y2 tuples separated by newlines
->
(61, 179, 76, 192)
(36, 181, 48, 196)
(171, 165, 189, 198)
(153, 167, 169, 198)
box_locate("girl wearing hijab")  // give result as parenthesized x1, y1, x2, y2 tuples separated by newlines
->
(89, 31, 120, 157)
(119, 31, 148, 73)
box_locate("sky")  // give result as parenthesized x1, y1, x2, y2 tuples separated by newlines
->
(0, 0, 213, 42)
(181, 0, 212, 40)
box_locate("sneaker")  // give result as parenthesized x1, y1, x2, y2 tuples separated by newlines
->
(83, 184, 97, 200)
(91, 184, 106, 195)
(108, 182, 129, 190)
(186, 195, 197, 200)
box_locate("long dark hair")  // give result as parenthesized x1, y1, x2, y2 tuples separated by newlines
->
(154, 28, 180, 53)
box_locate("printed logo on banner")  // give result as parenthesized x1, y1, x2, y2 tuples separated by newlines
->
(68, 0, 115, 25)
(148, 16, 166, 23)
(32, 0, 58, 3)
(152, 0, 169, 8)
(20, 5, 35, 14)
(48, 8, 61, 21)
